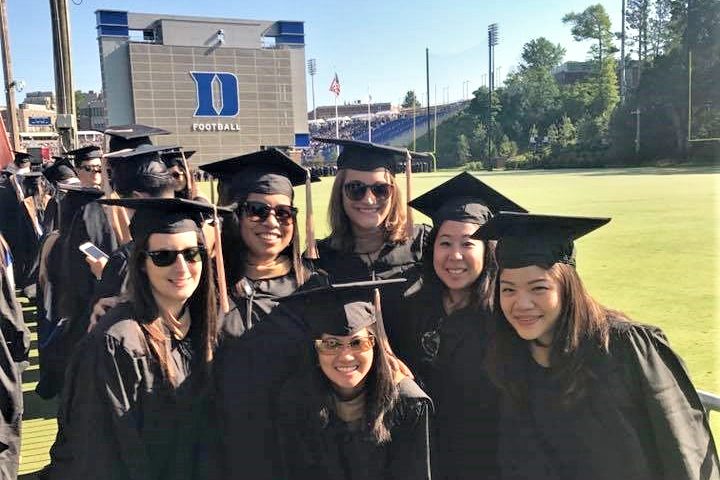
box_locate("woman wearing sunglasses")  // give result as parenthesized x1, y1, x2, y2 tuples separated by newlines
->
(474, 212, 719, 480)
(161, 149, 198, 200)
(311, 138, 430, 342)
(200, 150, 319, 480)
(276, 280, 432, 480)
(396, 172, 527, 480)
(43, 197, 228, 479)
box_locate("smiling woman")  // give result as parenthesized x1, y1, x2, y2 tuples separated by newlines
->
(41, 198, 224, 479)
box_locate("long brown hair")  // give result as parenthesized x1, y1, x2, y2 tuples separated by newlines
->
(486, 262, 627, 409)
(221, 195, 309, 287)
(127, 230, 218, 388)
(312, 321, 399, 444)
(327, 168, 408, 252)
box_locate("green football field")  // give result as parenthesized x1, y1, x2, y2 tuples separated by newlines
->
(19, 166, 719, 475)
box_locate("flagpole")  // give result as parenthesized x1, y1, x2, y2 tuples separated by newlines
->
(334, 93, 339, 155)
(367, 87, 372, 142)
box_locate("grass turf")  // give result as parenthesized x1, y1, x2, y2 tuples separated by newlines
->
(20, 166, 719, 474)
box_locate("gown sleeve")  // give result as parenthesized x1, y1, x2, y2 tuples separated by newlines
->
(388, 379, 433, 480)
(619, 324, 720, 480)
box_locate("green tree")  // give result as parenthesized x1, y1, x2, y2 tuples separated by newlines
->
(455, 134, 471, 166)
(520, 37, 566, 71)
(563, 4, 616, 66)
(558, 115, 577, 147)
(74, 90, 89, 115)
(402, 90, 421, 109)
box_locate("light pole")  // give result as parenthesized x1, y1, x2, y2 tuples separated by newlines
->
(488, 23, 499, 170)
(307, 58, 317, 121)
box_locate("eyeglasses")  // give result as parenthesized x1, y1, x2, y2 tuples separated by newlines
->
(314, 335, 376, 355)
(240, 201, 297, 225)
(342, 181, 393, 202)
(144, 246, 204, 267)
(80, 165, 102, 174)
(171, 171, 185, 179)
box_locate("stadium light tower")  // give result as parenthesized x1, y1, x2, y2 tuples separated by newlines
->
(487, 23, 499, 170)
(307, 58, 317, 120)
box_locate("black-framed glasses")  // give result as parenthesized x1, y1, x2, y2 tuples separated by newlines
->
(144, 246, 204, 267)
(342, 181, 393, 201)
(80, 165, 102, 174)
(314, 335, 376, 355)
(240, 201, 297, 225)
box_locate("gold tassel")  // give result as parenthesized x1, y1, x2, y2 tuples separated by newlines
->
(304, 171, 318, 259)
(212, 205, 230, 314)
(405, 150, 414, 239)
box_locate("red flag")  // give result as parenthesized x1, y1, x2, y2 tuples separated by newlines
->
(0, 114, 12, 169)
(329, 73, 340, 96)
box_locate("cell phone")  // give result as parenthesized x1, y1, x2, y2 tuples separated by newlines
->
(79, 242, 109, 261)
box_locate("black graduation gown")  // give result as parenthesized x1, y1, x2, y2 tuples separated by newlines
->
(213, 270, 310, 480)
(497, 321, 720, 480)
(276, 376, 433, 480)
(397, 286, 499, 480)
(45, 302, 208, 480)
(0, 256, 30, 479)
(314, 224, 431, 339)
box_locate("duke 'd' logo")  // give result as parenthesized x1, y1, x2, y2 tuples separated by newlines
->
(190, 71, 239, 117)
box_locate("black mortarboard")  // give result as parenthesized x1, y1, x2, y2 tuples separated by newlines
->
(104, 124, 171, 153)
(66, 145, 102, 163)
(471, 212, 611, 268)
(43, 158, 78, 184)
(13, 150, 33, 166)
(97, 197, 232, 240)
(104, 144, 175, 195)
(409, 172, 527, 226)
(199, 148, 307, 201)
(283, 278, 406, 337)
(56, 184, 104, 231)
(161, 149, 196, 168)
(313, 137, 407, 172)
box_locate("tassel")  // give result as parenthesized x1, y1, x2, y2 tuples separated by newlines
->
(405, 150, 414, 239)
(304, 170, 318, 259)
(180, 150, 197, 200)
(213, 205, 230, 314)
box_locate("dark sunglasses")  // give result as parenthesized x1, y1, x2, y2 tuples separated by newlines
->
(171, 171, 185, 179)
(342, 181, 393, 201)
(144, 246, 204, 267)
(314, 335, 376, 355)
(80, 165, 102, 173)
(240, 201, 297, 224)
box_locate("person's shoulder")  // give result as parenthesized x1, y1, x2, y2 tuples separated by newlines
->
(91, 302, 148, 354)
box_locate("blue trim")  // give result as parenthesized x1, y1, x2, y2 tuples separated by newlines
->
(295, 133, 310, 147)
(96, 10, 128, 27)
(97, 25, 130, 37)
(277, 21, 304, 35)
(276, 35, 304, 45)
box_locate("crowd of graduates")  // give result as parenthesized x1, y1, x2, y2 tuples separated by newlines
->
(0, 125, 717, 480)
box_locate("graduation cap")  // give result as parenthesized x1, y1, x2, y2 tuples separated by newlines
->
(97, 197, 233, 313)
(282, 278, 406, 337)
(409, 172, 527, 226)
(161, 149, 196, 168)
(13, 150, 33, 166)
(104, 144, 176, 196)
(199, 148, 318, 258)
(43, 158, 78, 185)
(66, 145, 102, 164)
(471, 212, 611, 268)
(104, 124, 171, 153)
(312, 137, 408, 172)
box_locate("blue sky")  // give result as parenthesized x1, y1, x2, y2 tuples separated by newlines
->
(5, 0, 622, 109)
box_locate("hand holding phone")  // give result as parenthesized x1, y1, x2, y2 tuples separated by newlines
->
(79, 242, 109, 261)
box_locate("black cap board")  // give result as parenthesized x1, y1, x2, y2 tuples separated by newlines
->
(281, 278, 406, 337)
(13, 151, 33, 165)
(97, 197, 232, 240)
(312, 137, 409, 172)
(104, 124, 171, 152)
(199, 148, 308, 202)
(409, 172, 527, 226)
(43, 158, 78, 184)
(471, 211, 611, 268)
(161, 149, 196, 169)
(66, 145, 102, 163)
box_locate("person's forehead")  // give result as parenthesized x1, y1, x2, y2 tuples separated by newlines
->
(343, 168, 389, 181)
(79, 157, 102, 165)
(245, 191, 292, 204)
